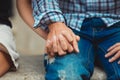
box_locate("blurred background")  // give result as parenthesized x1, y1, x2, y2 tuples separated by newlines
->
(11, 0, 45, 55)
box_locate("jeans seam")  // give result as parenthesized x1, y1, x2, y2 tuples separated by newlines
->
(92, 28, 95, 39)
(86, 45, 93, 77)
(98, 46, 118, 80)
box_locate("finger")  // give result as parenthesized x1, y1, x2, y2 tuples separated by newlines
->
(64, 38, 74, 53)
(72, 38, 79, 53)
(61, 31, 73, 43)
(58, 34, 68, 51)
(69, 28, 80, 42)
(52, 36, 58, 53)
(76, 35, 80, 42)
(69, 29, 78, 42)
(46, 39, 56, 57)
(48, 43, 55, 57)
(109, 51, 120, 62)
(68, 30, 79, 52)
(45, 47, 52, 58)
(118, 60, 120, 64)
(49, 52, 55, 57)
(108, 43, 120, 51)
(46, 40, 52, 54)
(105, 46, 120, 58)
(57, 41, 66, 56)
(46, 46, 54, 57)
(67, 43, 74, 53)
(49, 43, 58, 57)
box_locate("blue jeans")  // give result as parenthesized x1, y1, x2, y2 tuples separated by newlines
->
(44, 18, 120, 80)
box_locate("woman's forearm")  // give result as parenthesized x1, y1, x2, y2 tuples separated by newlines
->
(16, 0, 47, 40)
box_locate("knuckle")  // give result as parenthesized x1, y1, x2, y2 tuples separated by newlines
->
(61, 30, 66, 34)
(47, 40, 52, 44)
(114, 54, 119, 58)
(63, 47, 67, 51)
(118, 51, 120, 53)
(118, 50, 120, 53)
(53, 43, 57, 47)
(113, 56, 117, 60)
(58, 34, 64, 39)
(46, 42, 52, 48)
(69, 48, 73, 52)
(46, 44, 50, 49)
(73, 41, 77, 46)
(53, 48, 57, 53)
(59, 51, 66, 55)
(111, 57, 115, 61)
(115, 43, 120, 46)
(60, 38, 64, 42)
(62, 44, 67, 49)
(117, 43, 120, 45)
(117, 52, 120, 57)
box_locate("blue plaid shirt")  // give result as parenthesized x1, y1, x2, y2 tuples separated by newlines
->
(32, 0, 120, 31)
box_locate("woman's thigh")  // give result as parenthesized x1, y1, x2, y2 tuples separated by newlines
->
(44, 37, 95, 80)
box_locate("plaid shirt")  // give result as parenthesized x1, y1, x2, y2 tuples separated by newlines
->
(32, 0, 120, 31)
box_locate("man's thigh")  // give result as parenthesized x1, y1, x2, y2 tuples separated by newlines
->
(97, 29, 120, 80)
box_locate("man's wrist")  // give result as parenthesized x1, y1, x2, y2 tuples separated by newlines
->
(48, 22, 64, 31)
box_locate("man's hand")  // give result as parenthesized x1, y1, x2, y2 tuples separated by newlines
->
(46, 22, 80, 56)
(105, 43, 120, 64)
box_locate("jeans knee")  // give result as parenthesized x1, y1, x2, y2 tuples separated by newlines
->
(45, 69, 83, 80)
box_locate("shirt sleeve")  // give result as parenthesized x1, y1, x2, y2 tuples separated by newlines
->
(32, 0, 65, 31)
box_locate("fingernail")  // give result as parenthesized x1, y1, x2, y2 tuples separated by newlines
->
(109, 57, 114, 62)
(109, 59, 112, 62)
(77, 49, 79, 53)
(118, 61, 120, 64)
(107, 49, 110, 51)
(105, 54, 108, 58)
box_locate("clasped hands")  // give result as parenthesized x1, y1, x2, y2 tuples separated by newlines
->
(45, 22, 80, 57)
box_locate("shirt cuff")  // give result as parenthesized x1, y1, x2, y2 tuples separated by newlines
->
(33, 12, 65, 31)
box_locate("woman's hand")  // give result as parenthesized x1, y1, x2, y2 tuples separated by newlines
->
(105, 43, 120, 64)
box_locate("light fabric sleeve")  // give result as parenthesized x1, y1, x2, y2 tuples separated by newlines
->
(32, 0, 65, 31)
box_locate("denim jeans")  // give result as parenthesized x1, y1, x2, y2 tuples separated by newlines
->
(44, 18, 120, 80)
